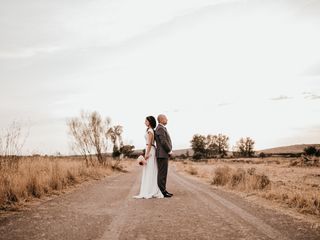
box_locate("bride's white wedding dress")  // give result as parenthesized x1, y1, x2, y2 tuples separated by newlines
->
(133, 128, 164, 199)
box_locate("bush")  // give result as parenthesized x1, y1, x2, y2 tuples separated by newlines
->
(192, 152, 205, 161)
(252, 174, 270, 190)
(303, 146, 318, 156)
(247, 167, 256, 175)
(186, 166, 198, 175)
(210, 166, 270, 190)
(231, 168, 246, 187)
(211, 166, 231, 186)
(259, 152, 266, 158)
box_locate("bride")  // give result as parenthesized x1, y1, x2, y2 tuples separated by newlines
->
(133, 116, 164, 199)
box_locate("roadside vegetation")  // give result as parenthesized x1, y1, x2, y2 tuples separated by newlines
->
(0, 111, 135, 211)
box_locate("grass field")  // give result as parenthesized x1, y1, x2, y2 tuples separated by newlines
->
(0, 156, 132, 211)
(175, 157, 320, 222)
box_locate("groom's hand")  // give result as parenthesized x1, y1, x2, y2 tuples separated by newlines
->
(168, 151, 174, 158)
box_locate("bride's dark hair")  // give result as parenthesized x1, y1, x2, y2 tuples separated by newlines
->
(146, 116, 157, 129)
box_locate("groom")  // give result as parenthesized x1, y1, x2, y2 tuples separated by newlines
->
(155, 114, 173, 198)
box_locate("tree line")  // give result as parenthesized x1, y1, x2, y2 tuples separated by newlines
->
(68, 113, 257, 163)
(190, 134, 255, 160)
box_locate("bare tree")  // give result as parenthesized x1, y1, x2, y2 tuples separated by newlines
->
(68, 117, 92, 166)
(107, 125, 123, 159)
(87, 112, 111, 165)
(0, 121, 28, 169)
(67, 111, 112, 166)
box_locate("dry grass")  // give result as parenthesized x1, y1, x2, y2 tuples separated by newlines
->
(176, 157, 320, 218)
(211, 166, 232, 186)
(211, 166, 270, 191)
(0, 156, 126, 210)
(262, 190, 320, 216)
(185, 165, 198, 175)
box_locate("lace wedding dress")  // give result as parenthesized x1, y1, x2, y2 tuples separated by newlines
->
(133, 128, 164, 199)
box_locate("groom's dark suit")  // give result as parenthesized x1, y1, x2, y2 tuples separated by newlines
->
(155, 124, 172, 194)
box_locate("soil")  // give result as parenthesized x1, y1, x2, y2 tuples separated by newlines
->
(0, 165, 319, 240)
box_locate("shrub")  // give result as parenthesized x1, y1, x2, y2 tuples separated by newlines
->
(303, 146, 318, 156)
(210, 166, 270, 190)
(247, 167, 256, 175)
(252, 174, 270, 190)
(186, 166, 198, 175)
(259, 152, 266, 158)
(192, 152, 204, 161)
(231, 168, 246, 187)
(211, 166, 231, 186)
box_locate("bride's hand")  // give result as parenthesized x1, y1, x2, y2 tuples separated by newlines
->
(145, 154, 150, 160)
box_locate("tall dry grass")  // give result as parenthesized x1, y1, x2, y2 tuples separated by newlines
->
(0, 156, 116, 210)
(179, 160, 320, 217)
(211, 166, 270, 191)
(185, 165, 198, 175)
(262, 190, 320, 216)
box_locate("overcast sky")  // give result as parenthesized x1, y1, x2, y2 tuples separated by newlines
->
(0, 0, 319, 155)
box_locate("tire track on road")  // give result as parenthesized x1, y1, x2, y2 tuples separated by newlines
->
(100, 169, 140, 240)
(171, 169, 289, 240)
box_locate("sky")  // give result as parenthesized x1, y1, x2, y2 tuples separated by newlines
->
(0, 0, 319, 155)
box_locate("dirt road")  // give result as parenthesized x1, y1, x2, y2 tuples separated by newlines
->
(0, 165, 319, 240)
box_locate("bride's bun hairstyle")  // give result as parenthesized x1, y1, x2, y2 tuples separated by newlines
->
(146, 116, 157, 129)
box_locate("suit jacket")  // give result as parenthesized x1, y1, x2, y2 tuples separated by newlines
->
(155, 124, 172, 158)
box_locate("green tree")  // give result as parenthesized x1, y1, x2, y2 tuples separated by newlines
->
(259, 152, 266, 158)
(191, 134, 230, 159)
(303, 146, 318, 156)
(216, 134, 229, 157)
(191, 134, 206, 160)
(120, 145, 135, 158)
(186, 150, 190, 158)
(206, 135, 219, 158)
(235, 137, 255, 157)
(205, 134, 229, 158)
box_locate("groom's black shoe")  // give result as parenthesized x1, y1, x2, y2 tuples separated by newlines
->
(163, 192, 172, 198)
(164, 190, 173, 196)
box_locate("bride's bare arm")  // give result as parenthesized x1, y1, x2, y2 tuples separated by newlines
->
(145, 131, 154, 160)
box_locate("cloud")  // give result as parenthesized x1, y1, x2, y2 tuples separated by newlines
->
(0, 45, 63, 59)
(302, 60, 320, 77)
(218, 102, 232, 107)
(303, 92, 320, 100)
(270, 95, 292, 101)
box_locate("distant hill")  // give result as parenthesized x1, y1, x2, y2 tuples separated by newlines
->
(257, 144, 320, 154)
(133, 144, 320, 157)
(173, 149, 194, 156)
(132, 148, 194, 156)
(173, 144, 320, 156)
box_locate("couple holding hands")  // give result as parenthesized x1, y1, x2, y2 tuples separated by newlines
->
(134, 114, 173, 199)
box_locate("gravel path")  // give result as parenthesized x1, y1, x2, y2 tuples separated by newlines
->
(0, 165, 319, 240)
